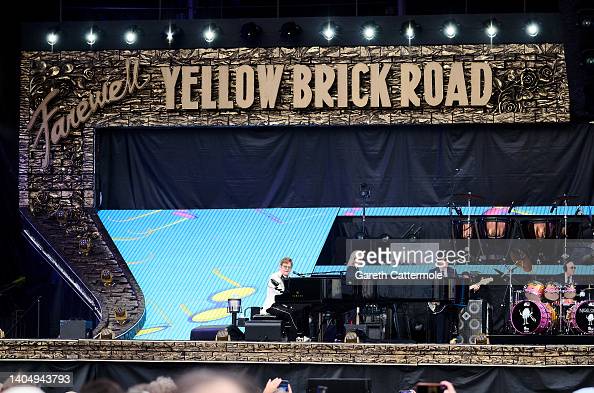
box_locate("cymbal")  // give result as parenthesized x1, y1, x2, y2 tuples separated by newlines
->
(554, 194, 579, 202)
(510, 249, 533, 273)
(452, 192, 486, 200)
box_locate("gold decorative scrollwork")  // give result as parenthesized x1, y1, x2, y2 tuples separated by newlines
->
(492, 61, 561, 114)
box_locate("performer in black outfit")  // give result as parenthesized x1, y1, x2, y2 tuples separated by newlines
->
(428, 260, 460, 343)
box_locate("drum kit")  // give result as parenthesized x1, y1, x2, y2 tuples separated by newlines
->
(510, 282, 594, 335)
(448, 192, 594, 336)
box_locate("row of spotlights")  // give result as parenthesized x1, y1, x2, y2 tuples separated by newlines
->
(45, 19, 542, 48)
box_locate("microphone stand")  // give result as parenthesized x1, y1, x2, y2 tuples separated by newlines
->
(562, 195, 569, 261)
(362, 193, 369, 239)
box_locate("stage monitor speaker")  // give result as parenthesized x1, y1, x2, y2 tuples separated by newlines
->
(307, 378, 371, 393)
(244, 320, 282, 342)
(190, 325, 244, 341)
(59, 320, 88, 339)
(458, 299, 487, 344)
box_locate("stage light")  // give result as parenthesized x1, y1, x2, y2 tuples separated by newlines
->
(401, 21, 419, 44)
(85, 26, 99, 46)
(362, 22, 379, 41)
(163, 24, 181, 45)
(215, 329, 230, 341)
(227, 298, 242, 314)
(124, 27, 139, 45)
(78, 237, 92, 256)
(227, 298, 241, 326)
(321, 22, 337, 41)
(98, 327, 114, 340)
(114, 304, 128, 325)
(203, 24, 219, 44)
(579, 10, 593, 29)
(241, 22, 262, 42)
(443, 21, 458, 39)
(100, 269, 113, 287)
(55, 208, 67, 227)
(280, 21, 302, 40)
(46, 29, 59, 48)
(582, 50, 594, 66)
(484, 20, 499, 39)
(525, 22, 539, 37)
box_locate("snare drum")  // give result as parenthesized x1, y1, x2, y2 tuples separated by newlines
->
(524, 281, 545, 302)
(567, 301, 594, 334)
(544, 282, 561, 302)
(479, 217, 510, 239)
(511, 300, 557, 334)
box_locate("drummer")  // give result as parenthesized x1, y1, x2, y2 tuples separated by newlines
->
(562, 261, 577, 285)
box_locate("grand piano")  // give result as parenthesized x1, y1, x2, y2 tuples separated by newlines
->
(274, 273, 469, 341)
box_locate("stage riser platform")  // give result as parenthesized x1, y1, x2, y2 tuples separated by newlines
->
(2, 340, 594, 367)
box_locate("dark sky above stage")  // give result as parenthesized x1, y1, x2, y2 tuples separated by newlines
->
(21, 0, 561, 22)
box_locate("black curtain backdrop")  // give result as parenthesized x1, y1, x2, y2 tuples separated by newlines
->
(2, 361, 594, 393)
(96, 123, 594, 210)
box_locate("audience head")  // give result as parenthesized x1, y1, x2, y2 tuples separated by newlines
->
(146, 377, 177, 393)
(176, 370, 259, 393)
(80, 379, 125, 393)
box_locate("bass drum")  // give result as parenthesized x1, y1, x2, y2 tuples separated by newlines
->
(567, 301, 594, 334)
(511, 300, 557, 334)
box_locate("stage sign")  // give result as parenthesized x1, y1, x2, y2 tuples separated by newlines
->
(19, 43, 569, 206)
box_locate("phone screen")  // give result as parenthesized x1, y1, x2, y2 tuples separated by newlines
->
(414, 382, 444, 393)
(278, 380, 290, 392)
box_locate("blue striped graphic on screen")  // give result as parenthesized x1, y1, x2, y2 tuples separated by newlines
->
(99, 208, 339, 340)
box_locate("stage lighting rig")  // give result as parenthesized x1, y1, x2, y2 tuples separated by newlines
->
(241, 22, 262, 43)
(280, 21, 302, 41)
(85, 26, 99, 47)
(484, 19, 499, 41)
(362, 22, 379, 41)
(525, 21, 540, 37)
(163, 24, 182, 45)
(401, 21, 420, 44)
(46, 28, 59, 49)
(321, 22, 338, 42)
(203, 24, 220, 44)
(443, 21, 458, 39)
(124, 26, 140, 45)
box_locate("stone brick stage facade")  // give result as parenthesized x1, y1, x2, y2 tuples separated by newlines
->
(1, 340, 593, 366)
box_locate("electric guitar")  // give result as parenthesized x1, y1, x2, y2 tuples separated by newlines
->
(428, 277, 494, 313)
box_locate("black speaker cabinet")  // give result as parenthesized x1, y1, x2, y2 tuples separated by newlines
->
(458, 299, 487, 344)
(59, 320, 87, 339)
(244, 320, 282, 342)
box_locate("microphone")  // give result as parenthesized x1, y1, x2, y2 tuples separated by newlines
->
(508, 201, 515, 214)
(293, 271, 306, 277)
(550, 201, 558, 213)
